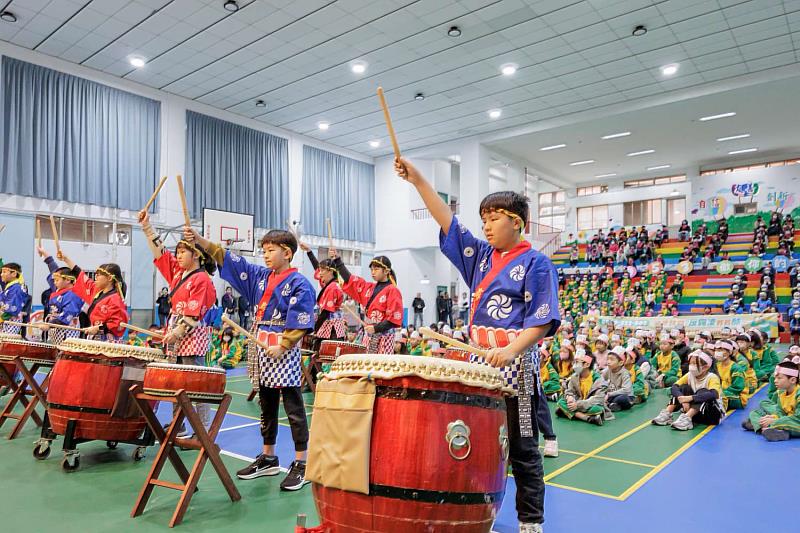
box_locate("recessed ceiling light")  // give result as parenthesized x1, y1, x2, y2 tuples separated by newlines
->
(627, 149, 655, 157)
(369, 140, 380, 148)
(317, 121, 330, 131)
(255, 99, 266, 108)
(488, 109, 502, 119)
(647, 164, 671, 171)
(717, 133, 750, 142)
(632, 25, 647, 37)
(350, 61, 367, 74)
(0, 11, 17, 23)
(414, 92, 425, 101)
(569, 160, 595, 166)
(447, 26, 462, 37)
(660, 63, 679, 76)
(500, 64, 517, 76)
(129, 56, 146, 68)
(223, 1, 239, 12)
(699, 112, 736, 121)
(728, 148, 758, 155)
(601, 132, 630, 140)
(539, 144, 566, 151)
(594, 173, 617, 178)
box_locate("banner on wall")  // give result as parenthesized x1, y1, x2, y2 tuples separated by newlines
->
(596, 313, 780, 337)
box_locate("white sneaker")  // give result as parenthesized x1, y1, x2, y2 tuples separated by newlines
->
(671, 413, 693, 431)
(543, 439, 559, 458)
(519, 523, 544, 533)
(651, 408, 673, 426)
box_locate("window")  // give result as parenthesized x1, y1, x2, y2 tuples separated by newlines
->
(700, 158, 800, 176)
(577, 205, 609, 231)
(624, 200, 662, 226)
(318, 247, 361, 266)
(733, 202, 757, 215)
(37, 216, 132, 246)
(667, 197, 686, 226)
(577, 185, 608, 196)
(624, 175, 686, 188)
(538, 191, 566, 231)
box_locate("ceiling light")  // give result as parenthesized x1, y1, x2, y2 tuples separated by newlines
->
(129, 56, 146, 68)
(447, 26, 462, 37)
(647, 164, 671, 171)
(594, 173, 617, 178)
(627, 149, 655, 157)
(601, 132, 630, 140)
(317, 121, 330, 131)
(699, 112, 736, 121)
(350, 62, 367, 74)
(569, 160, 595, 166)
(632, 25, 647, 37)
(255, 99, 266, 108)
(539, 144, 566, 151)
(414, 93, 425, 101)
(660, 63, 679, 76)
(488, 109, 502, 119)
(369, 140, 381, 148)
(717, 133, 750, 142)
(223, 1, 239, 12)
(728, 148, 758, 155)
(500, 64, 517, 76)
(0, 11, 17, 23)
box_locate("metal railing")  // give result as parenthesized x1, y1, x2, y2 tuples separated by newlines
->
(410, 203, 460, 220)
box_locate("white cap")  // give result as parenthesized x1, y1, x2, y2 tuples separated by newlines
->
(670, 329, 680, 338)
(659, 333, 672, 342)
(410, 331, 421, 340)
(442, 326, 453, 335)
(453, 330, 465, 341)
(611, 346, 626, 357)
(611, 334, 621, 342)
(627, 338, 641, 348)
(597, 334, 609, 344)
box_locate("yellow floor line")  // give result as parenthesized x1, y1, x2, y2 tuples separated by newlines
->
(545, 482, 624, 501)
(538, 445, 657, 469)
(543, 420, 652, 482)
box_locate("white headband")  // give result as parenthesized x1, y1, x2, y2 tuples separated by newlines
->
(776, 366, 799, 378)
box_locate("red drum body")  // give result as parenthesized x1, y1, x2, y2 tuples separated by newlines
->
(313, 355, 509, 533)
(143, 363, 226, 400)
(0, 338, 57, 363)
(318, 341, 366, 362)
(443, 348, 471, 363)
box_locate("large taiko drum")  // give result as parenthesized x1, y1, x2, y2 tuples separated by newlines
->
(48, 338, 165, 442)
(312, 354, 511, 533)
(318, 340, 366, 362)
(143, 363, 226, 400)
(443, 347, 471, 363)
(0, 333, 57, 364)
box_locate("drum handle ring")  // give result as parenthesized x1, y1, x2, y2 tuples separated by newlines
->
(446, 420, 471, 461)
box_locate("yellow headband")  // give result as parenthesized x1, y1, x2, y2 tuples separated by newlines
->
(495, 208, 525, 233)
(369, 259, 396, 285)
(54, 273, 76, 283)
(177, 239, 206, 262)
(96, 267, 123, 296)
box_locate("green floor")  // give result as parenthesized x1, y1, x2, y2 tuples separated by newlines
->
(0, 374, 722, 530)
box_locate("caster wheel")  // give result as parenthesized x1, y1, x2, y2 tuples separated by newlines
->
(61, 455, 80, 472)
(106, 441, 118, 449)
(132, 447, 146, 462)
(33, 442, 51, 460)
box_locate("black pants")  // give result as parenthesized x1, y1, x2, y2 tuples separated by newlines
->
(158, 312, 169, 328)
(536, 387, 556, 440)
(259, 386, 309, 451)
(669, 384, 723, 425)
(608, 394, 633, 411)
(506, 394, 545, 525)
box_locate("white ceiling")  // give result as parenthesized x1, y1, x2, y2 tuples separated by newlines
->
(1, 0, 799, 160)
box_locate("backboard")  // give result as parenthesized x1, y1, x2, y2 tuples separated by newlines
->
(202, 208, 254, 253)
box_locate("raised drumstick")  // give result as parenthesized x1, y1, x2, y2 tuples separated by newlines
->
(175, 175, 192, 228)
(377, 86, 401, 160)
(36, 219, 42, 248)
(326, 218, 333, 249)
(49, 215, 61, 254)
(419, 326, 487, 359)
(143, 176, 169, 212)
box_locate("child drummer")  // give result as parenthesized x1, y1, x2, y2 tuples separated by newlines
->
(397, 158, 560, 533)
(0, 261, 29, 334)
(187, 227, 315, 491)
(298, 242, 346, 347)
(36, 246, 83, 345)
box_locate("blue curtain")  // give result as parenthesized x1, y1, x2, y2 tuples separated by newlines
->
(301, 145, 375, 243)
(0, 57, 161, 211)
(185, 111, 288, 228)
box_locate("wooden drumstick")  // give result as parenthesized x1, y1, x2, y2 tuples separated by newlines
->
(31, 322, 85, 332)
(143, 176, 168, 212)
(175, 175, 192, 228)
(377, 86, 401, 160)
(222, 316, 272, 353)
(121, 322, 164, 339)
(342, 303, 367, 328)
(326, 217, 333, 249)
(49, 215, 61, 254)
(419, 327, 487, 358)
(36, 219, 42, 248)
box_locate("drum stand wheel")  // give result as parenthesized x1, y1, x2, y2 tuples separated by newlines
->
(132, 446, 147, 462)
(106, 440, 119, 450)
(61, 450, 80, 472)
(32, 438, 52, 460)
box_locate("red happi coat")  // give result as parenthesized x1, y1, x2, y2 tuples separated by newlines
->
(341, 276, 403, 327)
(154, 252, 215, 320)
(73, 271, 128, 339)
(315, 273, 344, 313)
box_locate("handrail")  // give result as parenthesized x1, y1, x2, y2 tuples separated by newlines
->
(410, 203, 460, 220)
(538, 232, 561, 258)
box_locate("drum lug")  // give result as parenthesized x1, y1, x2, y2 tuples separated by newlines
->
(445, 420, 471, 461)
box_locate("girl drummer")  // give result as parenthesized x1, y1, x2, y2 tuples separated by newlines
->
(0, 261, 29, 334)
(328, 251, 403, 354)
(138, 210, 218, 434)
(37, 246, 83, 345)
(299, 242, 346, 348)
(60, 253, 128, 341)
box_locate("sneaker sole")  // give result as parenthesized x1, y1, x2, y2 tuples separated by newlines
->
(237, 466, 282, 480)
(280, 479, 310, 491)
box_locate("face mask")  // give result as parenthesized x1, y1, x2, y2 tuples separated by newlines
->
(688, 364, 699, 376)
(573, 363, 584, 374)
(714, 351, 726, 361)
(223, 336, 231, 343)
(559, 352, 570, 361)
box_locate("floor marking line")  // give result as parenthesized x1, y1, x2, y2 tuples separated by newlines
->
(537, 445, 657, 468)
(545, 482, 624, 501)
(219, 422, 260, 433)
(543, 420, 652, 482)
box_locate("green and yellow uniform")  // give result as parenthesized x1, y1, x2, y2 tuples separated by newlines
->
(408, 340, 432, 357)
(556, 370, 606, 419)
(715, 359, 748, 410)
(540, 360, 561, 397)
(748, 386, 800, 438)
(627, 363, 649, 403)
(208, 337, 244, 368)
(650, 349, 681, 387)
(739, 352, 759, 391)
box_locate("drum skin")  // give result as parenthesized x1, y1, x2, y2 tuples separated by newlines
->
(313, 375, 508, 533)
(143, 364, 226, 398)
(318, 341, 366, 361)
(0, 340, 57, 362)
(48, 352, 146, 442)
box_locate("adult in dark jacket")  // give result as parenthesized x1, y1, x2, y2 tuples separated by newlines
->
(412, 293, 425, 328)
(155, 286, 170, 327)
(237, 294, 251, 331)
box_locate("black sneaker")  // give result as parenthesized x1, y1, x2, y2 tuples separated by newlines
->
(762, 428, 790, 442)
(588, 414, 604, 426)
(741, 419, 754, 431)
(609, 403, 622, 412)
(162, 423, 188, 438)
(236, 454, 281, 480)
(280, 460, 309, 491)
